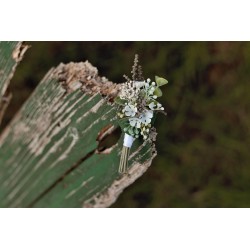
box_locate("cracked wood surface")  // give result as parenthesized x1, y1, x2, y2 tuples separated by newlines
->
(0, 42, 28, 125)
(0, 60, 156, 208)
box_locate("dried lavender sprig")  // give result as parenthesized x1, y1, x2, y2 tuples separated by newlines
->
(137, 64, 144, 81)
(123, 74, 131, 82)
(131, 54, 139, 81)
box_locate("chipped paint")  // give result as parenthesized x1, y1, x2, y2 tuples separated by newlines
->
(82, 148, 156, 208)
(91, 99, 106, 113)
(65, 176, 94, 199)
(96, 124, 115, 142)
(0, 42, 28, 125)
(12, 43, 30, 62)
(49, 127, 79, 168)
(0, 60, 156, 208)
(68, 81, 82, 92)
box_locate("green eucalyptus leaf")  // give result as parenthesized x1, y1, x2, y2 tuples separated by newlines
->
(118, 118, 129, 131)
(155, 76, 168, 87)
(114, 96, 126, 105)
(154, 87, 162, 97)
(123, 127, 128, 132)
(128, 126, 135, 136)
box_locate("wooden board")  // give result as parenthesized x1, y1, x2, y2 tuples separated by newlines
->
(0, 60, 156, 207)
(0, 42, 28, 124)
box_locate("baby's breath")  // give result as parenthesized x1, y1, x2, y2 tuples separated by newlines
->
(114, 54, 168, 141)
(115, 77, 166, 140)
(117, 55, 168, 174)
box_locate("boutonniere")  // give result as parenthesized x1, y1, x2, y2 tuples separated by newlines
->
(114, 54, 168, 174)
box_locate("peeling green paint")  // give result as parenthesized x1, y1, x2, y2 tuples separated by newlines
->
(0, 58, 156, 208)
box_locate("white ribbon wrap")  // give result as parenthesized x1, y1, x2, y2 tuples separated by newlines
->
(123, 133, 134, 148)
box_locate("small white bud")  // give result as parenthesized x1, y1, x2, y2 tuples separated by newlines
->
(153, 95, 157, 99)
(147, 78, 151, 83)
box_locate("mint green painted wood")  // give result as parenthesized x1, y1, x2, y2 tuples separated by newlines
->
(0, 61, 156, 208)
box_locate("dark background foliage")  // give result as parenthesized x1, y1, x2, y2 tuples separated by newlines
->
(2, 42, 250, 207)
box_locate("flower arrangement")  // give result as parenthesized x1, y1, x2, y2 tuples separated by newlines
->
(114, 55, 168, 173)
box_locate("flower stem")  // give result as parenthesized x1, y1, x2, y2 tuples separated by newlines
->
(119, 146, 130, 174)
(118, 133, 134, 173)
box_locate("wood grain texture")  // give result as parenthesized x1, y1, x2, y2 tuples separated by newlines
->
(0, 61, 157, 208)
(0, 41, 28, 124)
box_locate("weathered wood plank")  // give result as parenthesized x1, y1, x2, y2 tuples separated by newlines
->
(0, 42, 28, 124)
(0, 61, 156, 208)
(0, 41, 28, 96)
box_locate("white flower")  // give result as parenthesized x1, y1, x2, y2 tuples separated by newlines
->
(119, 81, 140, 100)
(149, 102, 164, 111)
(124, 104, 137, 117)
(149, 102, 156, 110)
(134, 81, 145, 88)
(129, 118, 142, 128)
(139, 110, 153, 125)
(148, 88, 155, 95)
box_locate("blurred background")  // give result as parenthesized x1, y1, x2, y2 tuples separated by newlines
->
(1, 42, 250, 207)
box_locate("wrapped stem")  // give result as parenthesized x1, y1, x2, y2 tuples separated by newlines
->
(118, 146, 130, 174)
(118, 134, 134, 174)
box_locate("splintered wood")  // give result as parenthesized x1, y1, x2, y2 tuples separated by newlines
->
(0, 58, 156, 208)
(0, 42, 28, 125)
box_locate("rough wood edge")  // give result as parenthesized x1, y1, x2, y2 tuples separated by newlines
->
(54, 61, 120, 99)
(58, 62, 158, 207)
(1, 42, 29, 98)
(52, 62, 157, 207)
(82, 151, 157, 208)
(0, 92, 12, 125)
(0, 60, 157, 208)
(0, 61, 119, 144)
(0, 42, 29, 125)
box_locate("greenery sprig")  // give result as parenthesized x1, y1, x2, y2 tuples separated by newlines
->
(115, 54, 168, 174)
(115, 75, 168, 140)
